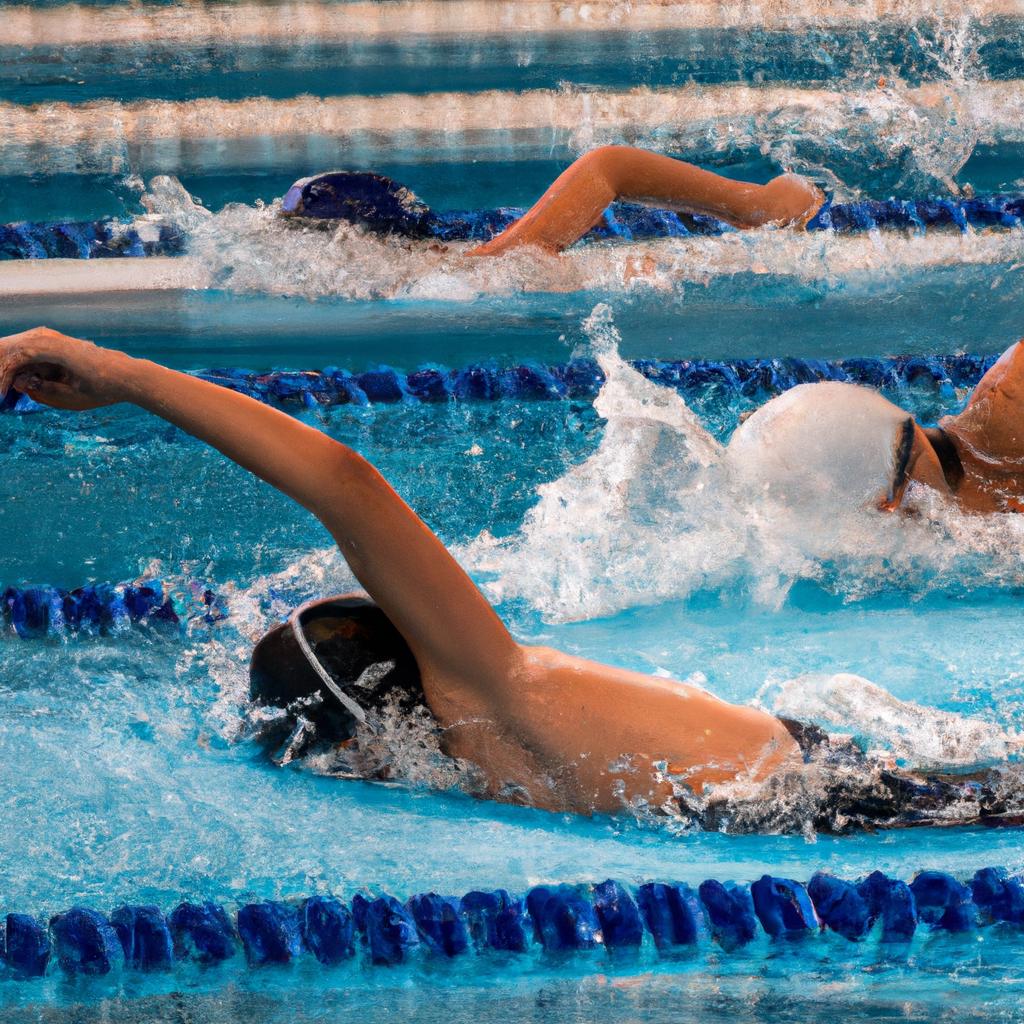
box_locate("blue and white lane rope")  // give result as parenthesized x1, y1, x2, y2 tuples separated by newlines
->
(2, 193, 1023, 262)
(0, 354, 995, 416)
(3, 868, 1023, 978)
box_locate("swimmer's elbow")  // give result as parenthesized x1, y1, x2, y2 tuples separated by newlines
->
(294, 438, 381, 520)
(756, 716, 802, 779)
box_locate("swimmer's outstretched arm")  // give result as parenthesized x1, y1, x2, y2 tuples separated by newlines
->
(471, 145, 824, 256)
(0, 328, 519, 690)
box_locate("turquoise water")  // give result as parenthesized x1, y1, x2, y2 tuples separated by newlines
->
(4, 143, 1024, 224)
(5, 2, 1024, 1019)
(3, 23, 1024, 105)
(3, 335, 1024, 1016)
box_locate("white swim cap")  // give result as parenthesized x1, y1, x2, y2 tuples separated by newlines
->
(725, 382, 914, 512)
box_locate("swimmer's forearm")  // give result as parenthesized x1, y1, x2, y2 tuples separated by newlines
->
(472, 146, 823, 255)
(118, 354, 348, 516)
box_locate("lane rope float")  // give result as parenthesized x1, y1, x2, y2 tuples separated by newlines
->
(4, 868, 1023, 978)
(0, 581, 225, 638)
(0, 353, 995, 416)
(3, 173, 1024, 262)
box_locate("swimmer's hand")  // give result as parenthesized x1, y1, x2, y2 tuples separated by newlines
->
(0, 327, 127, 411)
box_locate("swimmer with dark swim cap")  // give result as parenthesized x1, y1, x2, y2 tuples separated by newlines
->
(279, 147, 825, 254)
(3, 327, 1024, 830)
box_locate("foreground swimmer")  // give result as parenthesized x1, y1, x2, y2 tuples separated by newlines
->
(0, 327, 799, 816)
(470, 146, 825, 255)
(3, 328, 1023, 830)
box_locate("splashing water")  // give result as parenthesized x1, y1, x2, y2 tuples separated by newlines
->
(462, 304, 1024, 621)
(100, 300, 1024, 834)
(463, 303, 740, 618)
(759, 671, 1022, 770)
(138, 175, 1024, 303)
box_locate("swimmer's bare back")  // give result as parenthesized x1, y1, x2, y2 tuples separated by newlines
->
(0, 327, 799, 815)
(471, 146, 825, 256)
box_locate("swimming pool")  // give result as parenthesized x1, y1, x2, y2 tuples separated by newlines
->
(4, 2, 1024, 1020)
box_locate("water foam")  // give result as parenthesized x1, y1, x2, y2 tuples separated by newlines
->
(461, 304, 1024, 620)
(760, 672, 1022, 770)
(134, 175, 1024, 303)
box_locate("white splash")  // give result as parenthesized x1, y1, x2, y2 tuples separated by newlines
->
(463, 304, 742, 619)
(760, 671, 1023, 770)
(128, 175, 1024, 304)
(463, 304, 1024, 620)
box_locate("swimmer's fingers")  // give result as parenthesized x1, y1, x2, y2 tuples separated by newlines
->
(11, 369, 109, 411)
(0, 327, 76, 396)
(0, 327, 123, 408)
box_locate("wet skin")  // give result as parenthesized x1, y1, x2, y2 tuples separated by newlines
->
(931, 341, 1024, 512)
(471, 145, 825, 256)
(890, 340, 1024, 511)
(0, 328, 798, 817)
(4, 329, 1023, 818)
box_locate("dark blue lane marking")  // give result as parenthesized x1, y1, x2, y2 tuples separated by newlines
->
(0, 353, 993, 416)
(6, 868, 1023, 977)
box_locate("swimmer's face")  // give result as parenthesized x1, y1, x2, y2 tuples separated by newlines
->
(881, 422, 951, 509)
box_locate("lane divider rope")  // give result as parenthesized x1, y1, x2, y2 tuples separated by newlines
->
(3, 0, 1010, 48)
(2, 192, 1023, 263)
(3, 868, 1022, 978)
(0, 581, 225, 638)
(0, 353, 995, 416)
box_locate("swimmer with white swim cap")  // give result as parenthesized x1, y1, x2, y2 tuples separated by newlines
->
(727, 340, 1024, 516)
(2, 328, 1023, 832)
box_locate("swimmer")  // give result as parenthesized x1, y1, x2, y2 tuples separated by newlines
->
(3, 327, 1023, 831)
(725, 340, 1024, 516)
(470, 146, 825, 256)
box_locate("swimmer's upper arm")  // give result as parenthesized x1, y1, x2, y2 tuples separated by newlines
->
(312, 444, 521, 683)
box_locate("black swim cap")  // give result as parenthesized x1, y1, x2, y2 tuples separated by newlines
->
(249, 595, 424, 745)
(279, 171, 434, 238)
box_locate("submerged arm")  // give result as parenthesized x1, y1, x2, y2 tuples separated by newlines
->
(471, 145, 824, 256)
(0, 328, 520, 685)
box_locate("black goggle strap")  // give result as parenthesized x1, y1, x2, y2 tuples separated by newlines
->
(288, 607, 369, 728)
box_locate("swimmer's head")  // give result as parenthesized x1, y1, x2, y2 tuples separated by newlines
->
(249, 595, 424, 747)
(725, 381, 931, 513)
(278, 171, 434, 237)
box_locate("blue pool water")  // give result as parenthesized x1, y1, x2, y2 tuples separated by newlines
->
(5, 1, 1024, 1020)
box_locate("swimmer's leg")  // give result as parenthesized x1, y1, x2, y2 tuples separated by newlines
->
(471, 146, 824, 256)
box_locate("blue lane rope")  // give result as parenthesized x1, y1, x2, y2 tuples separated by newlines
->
(0, 353, 995, 416)
(2, 185, 1023, 261)
(0, 580, 226, 639)
(3, 868, 1023, 978)
(0, 219, 186, 261)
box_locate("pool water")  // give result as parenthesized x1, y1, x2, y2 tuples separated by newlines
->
(4, 1, 1024, 1020)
